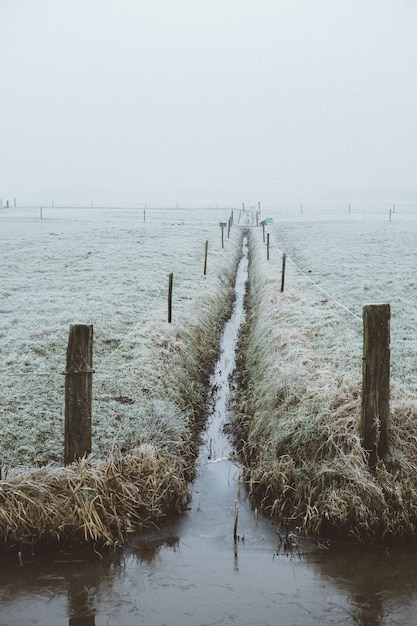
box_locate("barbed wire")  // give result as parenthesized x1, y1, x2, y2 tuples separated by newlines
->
(1, 283, 166, 378)
(268, 228, 417, 343)
(269, 232, 362, 323)
(95, 284, 164, 374)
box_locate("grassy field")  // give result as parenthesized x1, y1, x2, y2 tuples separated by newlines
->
(235, 207, 417, 541)
(3, 202, 417, 546)
(0, 205, 242, 546)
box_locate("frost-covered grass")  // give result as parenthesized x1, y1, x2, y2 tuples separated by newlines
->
(235, 207, 417, 542)
(0, 205, 242, 547)
(1, 206, 241, 466)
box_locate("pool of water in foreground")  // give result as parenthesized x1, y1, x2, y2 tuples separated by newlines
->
(1, 237, 417, 625)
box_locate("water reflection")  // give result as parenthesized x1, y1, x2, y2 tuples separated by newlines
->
(305, 543, 417, 625)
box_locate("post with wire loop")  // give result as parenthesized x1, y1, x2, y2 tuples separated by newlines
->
(64, 324, 93, 465)
(361, 304, 390, 466)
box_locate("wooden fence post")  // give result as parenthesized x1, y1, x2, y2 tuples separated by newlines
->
(168, 273, 173, 323)
(204, 240, 208, 275)
(361, 304, 390, 466)
(267, 233, 270, 260)
(64, 324, 93, 465)
(280, 253, 286, 292)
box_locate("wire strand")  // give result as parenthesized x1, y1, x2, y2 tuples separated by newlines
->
(270, 232, 362, 322)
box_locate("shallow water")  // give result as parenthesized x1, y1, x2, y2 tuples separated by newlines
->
(2, 236, 417, 625)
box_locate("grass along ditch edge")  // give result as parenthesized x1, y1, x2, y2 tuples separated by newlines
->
(0, 223, 243, 552)
(233, 226, 417, 543)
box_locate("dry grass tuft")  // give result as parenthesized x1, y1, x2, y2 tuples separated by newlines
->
(0, 444, 190, 549)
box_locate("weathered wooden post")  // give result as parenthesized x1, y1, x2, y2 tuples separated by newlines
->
(361, 304, 390, 466)
(280, 253, 286, 292)
(40, 207, 43, 220)
(262, 222, 265, 243)
(267, 233, 270, 260)
(228, 218, 231, 238)
(64, 324, 93, 465)
(168, 272, 173, 323)
(204, 240, 208, 275)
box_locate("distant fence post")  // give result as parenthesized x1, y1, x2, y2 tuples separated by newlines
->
(361, 304, 390, 466)
(64, 324, 93, 465)
(267, 233, 270, 260)
(204, 240, 208, 275)
(262, 223, 265, 243)
(168, 272, 173, 323)
(280, 253, 286, 292)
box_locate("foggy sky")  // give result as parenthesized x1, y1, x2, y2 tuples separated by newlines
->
(1, 0, 417, 206)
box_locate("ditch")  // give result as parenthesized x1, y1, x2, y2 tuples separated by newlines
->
(1, 235, 417, 625)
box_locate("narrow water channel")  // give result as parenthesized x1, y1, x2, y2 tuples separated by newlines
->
(2, 236, 417, 625)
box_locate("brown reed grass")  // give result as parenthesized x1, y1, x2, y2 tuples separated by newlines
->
(0, 444, 190, 549)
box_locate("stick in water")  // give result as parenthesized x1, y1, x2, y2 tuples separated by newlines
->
(234, 500, 239, 543)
